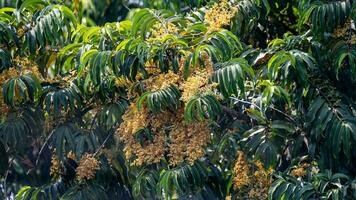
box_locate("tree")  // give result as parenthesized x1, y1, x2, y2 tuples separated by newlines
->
(0, 0, 355, 199)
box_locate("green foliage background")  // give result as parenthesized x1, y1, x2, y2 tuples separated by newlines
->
(0, 0, 355, 199)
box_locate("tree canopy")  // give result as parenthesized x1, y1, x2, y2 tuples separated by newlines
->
(0, 0, 356, 199)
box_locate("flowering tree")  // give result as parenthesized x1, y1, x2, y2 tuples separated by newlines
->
(0, 0, 356, 199)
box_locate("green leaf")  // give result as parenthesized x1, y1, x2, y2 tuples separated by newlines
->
(184, 94, 221, 122)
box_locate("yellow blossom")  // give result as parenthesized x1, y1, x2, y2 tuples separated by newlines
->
(233, 151, 251, 189)
(76, 154, 100, 181)
(67, 151, 76, 160)
(50, 154, 61, 178)
(150, 22, 179, 39)
(145, 71, 181, 91)
(169, 115, 211, 166)
(232, 152, 273, 199)
(204, 0, 237, 32)
(290, 163, 310, 178)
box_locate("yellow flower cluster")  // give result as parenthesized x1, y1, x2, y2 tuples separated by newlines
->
(145, 71, 181, 91)
(0, 56, 41, 111)
(117, 103, 212, 166)
(150, 22, 179, 39)
(233, 152, 273, 199)
(332, 20, 351, 38)
(351, 34, 356, 45)
(180, 56, 216, 102)
(204, 0, 237, 32)
(169, 116, 211, 166)
(248, 160, 273, 199)
(50, 154, 60, 178)
(67, 151, 76, 161)
(290, 163, 310, 178)
(233, 151, 251, 189)
(12, 56, 42, 78)
(115, 75, 133, 88)
(117, 54, 217, 166)
(117, 103, 166, 166)
(0, 67, 18, 114)
(145, 61, 162, 75)
(76, 154, 100, 181)
(17, 27, 25, 38)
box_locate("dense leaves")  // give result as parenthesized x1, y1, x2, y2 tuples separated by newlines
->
(0, 0, 356, 199)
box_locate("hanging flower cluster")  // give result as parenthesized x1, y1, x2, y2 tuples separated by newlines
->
(50, 154, 61, 179)
(0, 57, 42, 114)
(145, 71, 181, 91)
(116, 51, 216, 166)
(204, 0, 237, 32)
(117, 102, 212, 166)
(332, 20, 352, 38)
(290, 163, 310, 178)
(0, 68, 18, 114)
(233, 151, 273, 199)
(12, 56, 42, 78)
(169, 118, 211, 166)
(232, 151, 251, 189)
(150, 22, 179, 39)
(180, 53, 217, 102)
(76, 154, 100, 181)
(117, 103, 166, 166)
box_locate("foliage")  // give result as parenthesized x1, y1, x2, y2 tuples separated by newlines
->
(0, 0, 356, 199)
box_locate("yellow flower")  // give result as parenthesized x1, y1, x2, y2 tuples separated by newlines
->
(150, 22, 179, 39)
(233, 151, 251, 189)
(117, 103, 211, 166)
(115, 76, 132, 88)
(180, 59, 216, 102)
(50, 154, 60, 178)
(76, 154, 100, 181)
(232, 153, 273, 199)
(67, 151, 76, 160)
(204, 0, 237, 32)
(145, 71, 181, 91)
(290, 163, 310, 178)
(169, 115, 211, 166)
(117, 103, 170, 166)
(332, 20, 351, 38)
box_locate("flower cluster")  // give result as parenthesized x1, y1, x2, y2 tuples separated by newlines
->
(12, 56, 42, 78)
(150, 22, 179, 39)
(145, 61, 162, 75)
(233, 152, 273, 199)
(76, 154, 100, 181)
(180, 62, 216, 102)
(233, 151, 251, 189)
(332, 20, 351, 38)
(248, 160, 273, 199)
(117, 102, 211, 166)
(117, 103, 167, 166)
(67, 151, 76, 161)
(204, 0, 237, 32)
(145, 71, 181, 91)
(0, 67, 18, 114)
(117, 54, 216, 166)
(115, 75, 133, 88)
(50, 154, 61, 178)
(290, 163, 310, 178)
(168, 116, 211, 166)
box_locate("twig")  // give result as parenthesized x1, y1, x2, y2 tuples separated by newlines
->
(268, 105, 296, 123)
(35, 130, 55, 166)
(231, 97, 296, 123)
(3, 157, 15, 200)
(231, 98, 262, 111)
(93, 132, 113, 157)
